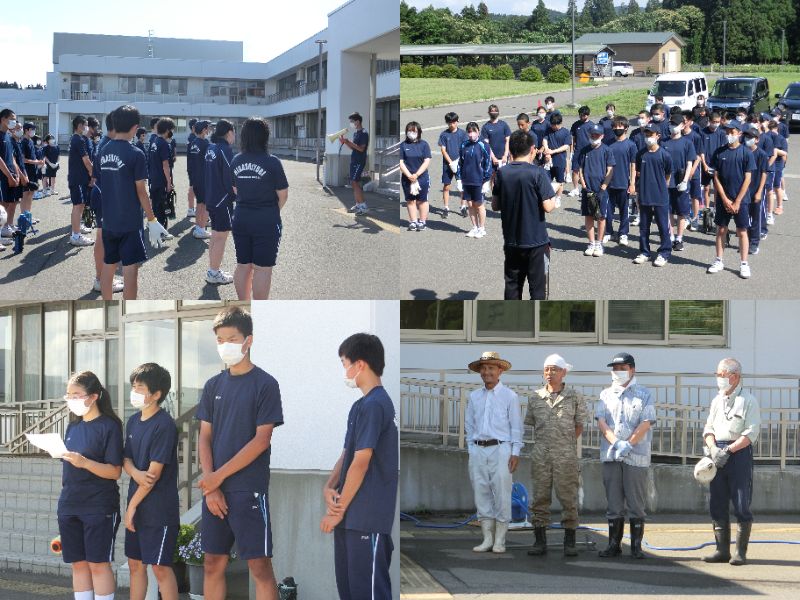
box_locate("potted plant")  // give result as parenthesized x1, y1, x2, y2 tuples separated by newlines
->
(172, 524, 195, 593)
(177, 525, 205, 599)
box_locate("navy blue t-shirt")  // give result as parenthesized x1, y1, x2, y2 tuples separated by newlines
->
(531, 119, 549, 149)
(205, 141, 235, 210)
(757, 133, 775, 172)
(630, 127, 648, 154)
(188, 137, 209, 194)
(521, 128, 538, 151)
(124, 409, 179, 527)
(701, 126, 726, 163)
(22, 137, 37, 179)
(480, 120, 512, 161)
(636, 147, 673, 206)
(338, 386, 398, 536)
(68, 133, 90, 186)
(770, 131, 787, 167)
(578, 144, 616, 192)
(492, 161, 554, 248)
(599, 116, 616, 145)
(0, 131, 16, 176)
(748, 147, 769, 199)
(400, 140, 431, 185)
(545, 128, 571, 170)
(43, 143, 60, 165)
(99, 139, 147, 232)
(438, 128, 468, 164)
(350, 129, 369, 166)
(712, 144, 756, 203)
(685, 130, 704, 180)
(231, 151, 289, 211)
(608, 138, 637, 189)
(195, 366, 284, 494)
(570, 119, 595, 153)
(186, 132, 196, 174)
(457, 140, 491, 186)
(661, 136, 697, 188)
(58, 414, 123, 516)
(148, 137, 171, 188)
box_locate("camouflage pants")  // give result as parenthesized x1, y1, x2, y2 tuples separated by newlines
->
(531, 454, 580, 528)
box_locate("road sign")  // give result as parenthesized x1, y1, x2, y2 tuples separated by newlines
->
(596, 51, 609, 65)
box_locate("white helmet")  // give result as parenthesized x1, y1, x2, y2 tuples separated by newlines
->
(694, 457, 717, 484)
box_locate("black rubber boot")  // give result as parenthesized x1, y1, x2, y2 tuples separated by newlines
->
(629, 518, 646, 559)
(599, 518, 624, 558)
(563, 528, 578, 557)
(729, 521, 752, 566)
(703, 521, 731, 563)
(527, 526, 547, 556)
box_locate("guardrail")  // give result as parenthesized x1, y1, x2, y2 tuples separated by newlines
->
(400, 369, 800, 468)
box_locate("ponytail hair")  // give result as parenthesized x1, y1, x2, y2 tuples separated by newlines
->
(68, 371, 122, 429)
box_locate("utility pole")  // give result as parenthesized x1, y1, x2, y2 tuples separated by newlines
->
(315, 39, 327, 184)
(782, 29, 785, 64)
(570, 1, 576, 107)
(722, 20, 727, 78)
(147, 29, 154, 58)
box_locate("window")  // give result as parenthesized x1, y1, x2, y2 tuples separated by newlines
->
(0, 311, 11, 402)
(74, 340, 105, 381)
(75, 301, 104, 332)
(20, 307, 41, 402)
(400, 301, 464, 332)
(688, 80, 694, 95)
(124, 300, 175, 314)
(539, 301, 596, 336)
(180, 320, 223, 413)
(124, 319, 176, 420)
(44, 306, 69, 400)
(106, 302, 119, 331)
(475, 301, 534, 339)
(70, 74, 102, 94)
(376, 99, 399, 137)
(668, 301, 724, 337)
(607, 301, 665, 341)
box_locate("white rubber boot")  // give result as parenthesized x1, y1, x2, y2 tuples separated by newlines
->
(472, 519, 495, 552)
(493, 521, 509, 553)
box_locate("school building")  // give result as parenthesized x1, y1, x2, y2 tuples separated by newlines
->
(0, 0, 400, 189)
(575, 32, 686, 74)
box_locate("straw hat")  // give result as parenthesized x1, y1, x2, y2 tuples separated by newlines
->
(468, 351, 512, 373)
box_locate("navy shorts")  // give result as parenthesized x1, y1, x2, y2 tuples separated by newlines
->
(701, 170, 714, 186)
(202, 491, 273, 560)
(714, 205, 751, 230)
(349, 161, 365, 182)
(581, 189, 609, 218)
(58, 512, 120, 564)
(334, 528, 393, 600)
(669, 188, 691, 217)
(550, 165, 565, 184)
(0, 180, 12, 203)
(402, 180, 429, 202)
(102, 228, 148, 266)
(462, 184, 483, 203)
(70, 184, 89, 206)
(125, 524, 179, 566)
(232, 215, 282, 267)
(441, 160, 457, 185)
(208, 202, 233, 232)
(689, 177, 702, 200)
(91, 188, 103, 228)
(772, 167, 784, 189)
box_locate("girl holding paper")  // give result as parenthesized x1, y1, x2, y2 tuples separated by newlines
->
(58, 371, 124, 600)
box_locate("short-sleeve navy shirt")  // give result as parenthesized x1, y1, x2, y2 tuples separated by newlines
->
(578, 144, 616, 192)
(68, 133, 90, 186)
(480, 120, 512, 160)
(58, 414, 123, 516)
(124, 409, 179, 527)
(231, 152, 289, 211)
(712, 144, 756, 203)
(351, 129, 369, 166)
(492, 161, 554, 248)
(748, 147, 769, 198)
(148, 137, 171, 188)
(636, 147, 673, 206)
(195, 366, 284, 494)
(400, 140, 432, 185)
(99, 140, 147, 232)
(438, 128, 468, 163)
(546, 128, 572, 170)
(204, 141, 235, 209)
(608, 138, 637, 189)
(661, 136, 697, 188)
(338, 386, 398, 535)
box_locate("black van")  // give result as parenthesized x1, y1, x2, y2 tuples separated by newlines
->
(708, 77, 771, 115)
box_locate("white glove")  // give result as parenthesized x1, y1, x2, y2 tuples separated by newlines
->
(449, 160, 459, 174)
(677, 181, 688, 192)
(456, 179, 463, 192)
(543, 161, 552, 171)
(147, 219, 169, 248)
(481, 181, 492, 197)
(409, 181, 421, 196)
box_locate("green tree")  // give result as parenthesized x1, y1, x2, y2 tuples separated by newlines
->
(478, 2, 490, 18)
(594, 0, 617, 23)
(645, 0, 661, 10)
(627, 0, 641, 14)
(528, 0, 551, 30)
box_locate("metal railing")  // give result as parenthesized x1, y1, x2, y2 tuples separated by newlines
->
(400, 369, 800, 469)
(266, 79, 327, 105)
(60, 90, 273, 106)
(375, 140, 401, 192)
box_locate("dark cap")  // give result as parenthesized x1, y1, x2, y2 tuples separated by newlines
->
(589, 124, 604, 136)
(723, 120, 742, 131)
(193, 120, 211, 134)
(742, 125, 760, 138)
(643, 123, 661, 134)
(669, 114, 684, 126)
(607, 352, 635, 368)
(23, 122, 35, 130)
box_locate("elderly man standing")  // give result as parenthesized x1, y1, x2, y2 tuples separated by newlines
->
(525, 354, 587, 557)
(595, 352, 656, 559)
(465, 351, 524, 554)
(702, 358, 761, 566)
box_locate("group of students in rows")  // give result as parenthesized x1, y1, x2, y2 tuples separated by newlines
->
(399, 95, 791, 279)
(56, 306, 398, 600)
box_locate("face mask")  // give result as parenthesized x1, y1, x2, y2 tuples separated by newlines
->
(94, 136, 101, 143)
(545, 103, 553, 110)
(13, 129, 23, 138)
(709, 123, 719, 130)
(82, 126, 90, 135)
(130, 390, 152, 410)
(652, 114, 663, 122)
(406, 131, 417, 141)
(537, 113, 545, 121)
(716, 376, 732, 393)
(727, 134, 738, 145)
(610, 370, 630, 386)
(645, 136, 658, 148)
(36, 141, 42, 146)
(671, 125, 683, 136)
(468, 132, 479, 142)
(344, 363, 361, 389)
(489, 112, 499, 120)
(737, 115, 746, 123)
(590, 138, 602, 147)
(745, 137, 756, 147)
(697, 100, 705, 106)
(217, 341, 247, 366)
(49, 140, 56, 146)
(613, 129, 625, 138)
(607, 110, 615, 118)
(66, 397, 91, 417)
(6, 119, 17, 129)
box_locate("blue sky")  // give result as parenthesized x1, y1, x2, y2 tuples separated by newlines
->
(405, 0, 578, 14)
(2, 0, 346, 86)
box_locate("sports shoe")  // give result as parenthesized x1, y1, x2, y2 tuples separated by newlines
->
(633, 253, 649, 264)
(619, 235, 629, 246)
(206, 269, 233, 285)
(1, 225, 14, 237)
(739, 262, 751, 279)
(92, 278, 124, 293)
(32, 191, 43, 200)
(766, 214, 775, 225)
(0, 236, 12, 246)
(707, 258, 725, 274)
(602, 234, 611, 244)
(161, 232, 175, 241)
(584, 243, 595, 256)
(774, 206, 783, 215)
(593, 244, 604, 257)
(192, 226, 211, 239)
(673, 240, 684, 252)
(80, 224, 92, 234)
(407, 222, 417, 231)
(460, 205, 468, 218)
(442, 206, 449, 219)
(348, 203, 359, 212)
(749, 246, 760, 255)
(568, 188, 581, 197)
(631, 214, 640, 226)
(760, 232, 768, 240)
(466, 227, 478, 238)
(417, 221, 426, 231)
(187, 207, 196, 217)
(69, 234, 94, 247)
(554, 196, 562, 208)
(653, 255, 667, 267)
(475, 227, 487, 238)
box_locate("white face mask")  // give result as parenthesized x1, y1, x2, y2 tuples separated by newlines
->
(607, 110, 615, 118)
(83, 126, 90, 135)
(13, 129, 23, 138)
(708, 123, 719, 130)
(130, 390, 152, 410)
(645, 137, 658, 148)
(590, 138, 602, 147)
(537, 113, 545, 121)
(716, 376, 732, 393)
(468, 132, 479, 142)
(36, 141, 42, 146)
(727, 134, 739, 145)
(652, 114, 663, 122)
(349, 121, 356, 130)
(66, 396, 92, 417)
(6, 119, 17, 129)
(217, 341, 247, 366)
(344, 363, 360, 389)
(697, 100, 705, 106)
(545, 103, 553, 110)
(745, 137, 756, 147)
(610, 369, 630, 386)
(737, 115, 746, 122)
(49, 140, 56, 146)
(406, 131, 417, 141)
(671, 125, 683, 136)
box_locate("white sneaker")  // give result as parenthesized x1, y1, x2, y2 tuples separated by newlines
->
(475, 228, 487, 238)
(192, 226, 211, 239)
(568, 188, 581, 198)
(619, 234, 629, 246)
(93, 278, 124, 293)
(161, 232, 174, 241)
(653, 254, 667, 267)
(584, 243, 595, 256)
(707, 258, 725, 274)
(766, 214, 775, 225)
(187, 208, 196, 217)
(32, 192, 43, 200)
(554, 196, 562, 208)
(0, 236, 12, 246)
(80, 224, 92, 234)
(1, 225, 14, 237)
(348, 204, 359, 212)
(633, 253, 649, 264)
(739, 262, 751, 279)
(593, 243, 604, 257)
(631, 215, 640, 226)
(602, 234, 611, 244)
(69, 234, 94, 247)
(466, 227, 478, 238)
(206, 269, 233, 285)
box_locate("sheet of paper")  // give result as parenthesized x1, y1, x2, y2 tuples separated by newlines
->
(25, 433, 68, 458)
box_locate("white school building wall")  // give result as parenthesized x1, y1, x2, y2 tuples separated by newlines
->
(250, 300, 400, 600)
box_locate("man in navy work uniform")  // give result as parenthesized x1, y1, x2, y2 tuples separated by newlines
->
(196, 306, 284, 600)
(492, 129, 556, 299)
(341, 112, 370, 215)
(633, 124, 673, 267)
(702, 358, 761, 566)
(321, 333, 398, 600)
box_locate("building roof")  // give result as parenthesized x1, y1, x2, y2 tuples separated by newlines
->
(53, 33, 243, 64)
(400, 43, 615, 57)
(575, 32, 685, 47)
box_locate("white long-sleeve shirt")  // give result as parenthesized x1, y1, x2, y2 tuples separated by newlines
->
(465, 381, 524, 456)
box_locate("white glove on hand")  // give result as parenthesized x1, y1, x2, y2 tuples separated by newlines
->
(449, 160, 459, 174)
(481, 181, 492, 197)
(456, 179, 463, 192)
(409, 181, 421, 196)
(147, 219, 169, 248)
(677, 181, 688, 192)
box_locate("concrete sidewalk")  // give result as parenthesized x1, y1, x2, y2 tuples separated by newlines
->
(400, 514, 800, 599)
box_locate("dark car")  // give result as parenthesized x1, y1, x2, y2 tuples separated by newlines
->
(775, 82, 800, 130)
(708, 77, 771, 116)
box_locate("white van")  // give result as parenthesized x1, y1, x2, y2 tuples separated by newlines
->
(645, 72, 708, 110)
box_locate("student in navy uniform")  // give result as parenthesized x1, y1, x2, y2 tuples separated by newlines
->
(33, 135, 45, 199)
(577, 124, 615, 257)
(707, 120, 755, 279)
(598, 103, 617, 145)
(766, 119, 787, 224)
(491, 129, 556, 299)
(543, 96, 561, 125)
(755, 114, 776, 239)
(147, 117, 175, 235)
(542, 113, 571, 208)
(773, 108, 789, 139)
(148, 117, 160, 152)
(43, 133, 60, 196)
(682, 111, 705, 231)
(341, 112, 369, 215)
(85, 117, 100, 163)
(630, 111, 651, 154)
(9, 122, 29, 220)
(633, 124, 673, 267)
(515, 113, 538, 152)
(438, 112, 469, 218)
(21, 122, 42, 219)
(480, 104, 511, 182)
(700, 111, 725, 213)
(661, 114, 696, 252)
(134, 128, 147, 154)
(321, 333, 398, 600)
(196, 306, 284, 600)
(694, 103, 709, 131)
(204, 119, 236, 286)
(531, 106, 549, 158)
(188, 120, 212, 240)
(68, 115, 95, 247)
(230, 117, 289, 300)
(58, 370, 124, 600)
(98, 104, 169, 300)
(605, 116, 637, 247)
(400, 121, 432, 231)
(568, 106, 594, 197)
(123, 363, 180, 600)
(649, 103, 671, 141)
(457, 121, 492, 239)
(742, 126, 769, 257)
(0, 109, 22, 241)
(186, 118, 198, 217)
